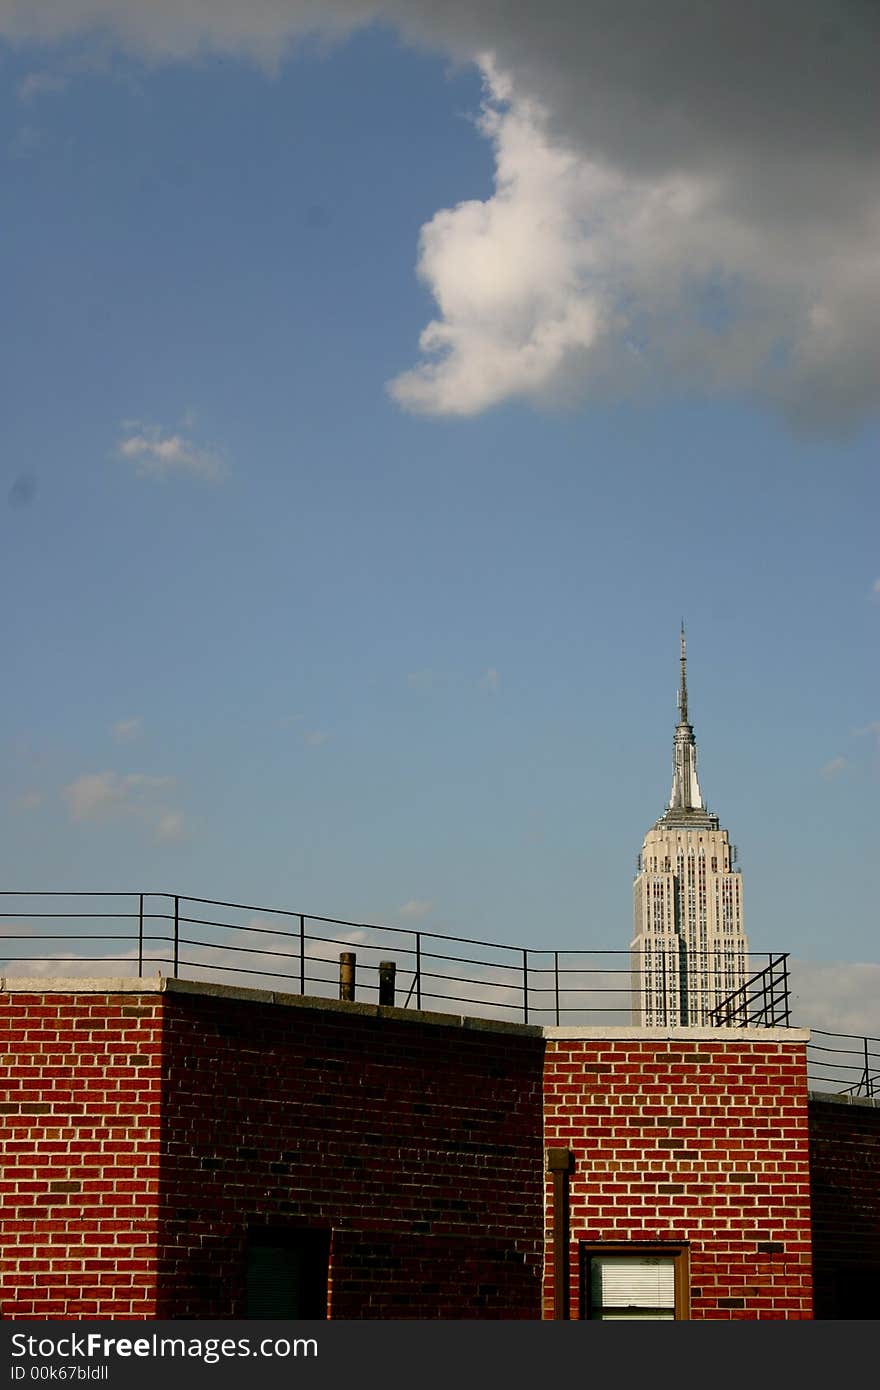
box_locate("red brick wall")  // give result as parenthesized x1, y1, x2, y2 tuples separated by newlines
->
(0, 989, 163, 1318)
(157, 985, 545, 1318)
(3, 989, 826, 1322)
(543, 1035, 814, 1320)
(809, 1095, 880, 1319)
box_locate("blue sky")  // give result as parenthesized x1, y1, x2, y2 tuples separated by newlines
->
(1, 5, 877, 1030)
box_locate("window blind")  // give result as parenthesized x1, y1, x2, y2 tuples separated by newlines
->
(590, 1255, 676, 1318)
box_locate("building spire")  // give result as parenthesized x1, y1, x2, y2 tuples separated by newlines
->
(666, 623, 705, 816)
(678, 621, 688, 724)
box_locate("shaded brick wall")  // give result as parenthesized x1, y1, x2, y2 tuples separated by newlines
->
(542, 1034, 813, 1320)
(157, 986, 546, 1318)
(1, 984, 545, 1320)
(0, 989, 163, 1318)
(809, 1095, 880, 1319)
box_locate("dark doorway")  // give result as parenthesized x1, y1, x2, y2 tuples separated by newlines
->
(245, 1229, 330, 1318)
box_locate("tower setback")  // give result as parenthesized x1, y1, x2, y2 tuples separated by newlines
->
(631, 628, 748, 1025)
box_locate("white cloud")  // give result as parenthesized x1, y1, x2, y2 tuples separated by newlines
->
(2, 3, 879, 426)
(390, 65, 604, 416)
(389, 54, 880, 424)
(0, 919, 373, 990)
(790, 960, 880, 1038)
(479, 666, 500, 693)
(871, 578, 880, 600)
(155, 809, 187, 843)
(1, 948, 144, 980)
(64, 771, 127, 821)
(0, 1, 359, 65)
(62, 770, 185, 841)
(116, 421, 224, 481)
(111, 716, 143, 743)
(302, 730, 330, 747)
(820, 757, 848, 780)
(398, 899, 434, 921)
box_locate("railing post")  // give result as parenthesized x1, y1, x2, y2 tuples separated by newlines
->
(378, 961, 396, 1007)
(137, 893, 144, 977)
(522, 948, 529, 1025)
(173, 895, 179, 976)
(554, 951, 560, 1027)
(300, 914, 306, 995)
(415, 932, 421, 1010)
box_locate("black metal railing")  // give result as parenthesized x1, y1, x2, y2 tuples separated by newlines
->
(2, 889, 785, 1025)
(706, 954, 790, 1028)
(806, 1029, 880, 1099)
(2, 889, 874, 1096)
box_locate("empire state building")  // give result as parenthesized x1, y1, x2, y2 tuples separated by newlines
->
(631, 629, 748, 1026)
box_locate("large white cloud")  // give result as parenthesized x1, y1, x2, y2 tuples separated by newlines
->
(389, 65, 605, 415)
(3, 1, 879, 425)
(388, 54, 880, 421)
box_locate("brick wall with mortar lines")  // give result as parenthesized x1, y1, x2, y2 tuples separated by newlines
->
(157, 985, 545, 1318)
(542, 1035, 814, 1320)
(2, 988, 831, 1321)
(808, 1095, 880, 1319)
(1, 989, 163, 1319)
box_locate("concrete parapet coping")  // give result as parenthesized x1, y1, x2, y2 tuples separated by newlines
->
(0, 974, 543, 1039)
(0, 975, 813, 1043)
(2, 975, 164, 994)
(808, 1088, 879, 1108)
(544, 1024, 810, 1043)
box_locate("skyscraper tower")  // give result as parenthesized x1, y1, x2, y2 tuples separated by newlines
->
(631, 628, 748, 1025)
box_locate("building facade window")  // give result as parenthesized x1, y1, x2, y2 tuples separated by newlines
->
(580, 1244, 689, 1320)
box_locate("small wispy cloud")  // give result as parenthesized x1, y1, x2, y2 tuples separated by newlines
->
(479, 667, 500, 693)
(14, 790, 43, 812)
(63, 771, 173, 822)
(62, 770, 185, 842)
(18, 72, 68, 103)
(871, 578, 880, 602)
(8, 473, 37, 507)
(407, 669, 439, 691)
(111, 716, 143, 744)
(398, 899, 434, 921)
(820, 756, 848, 780)
(155, 810, 188, 844)
(302, 730, 330, 748)
(64, 771, 125, 822)
(116, 420, 224, 482)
